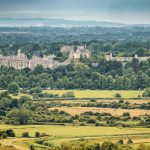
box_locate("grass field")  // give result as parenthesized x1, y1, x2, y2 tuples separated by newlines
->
(44, 90, 144, 99)
(0, 124, 150, 149)
(0, 124, 150, 138)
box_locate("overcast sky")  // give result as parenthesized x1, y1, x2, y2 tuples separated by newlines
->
(0, 0, 150, 24)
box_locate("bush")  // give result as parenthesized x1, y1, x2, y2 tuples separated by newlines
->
(142, 88, 150, 97)
(122, 112, 130, 117)
(127, 139, 133, 144)
(19, 96, 31, 104)
(101, 141, 118, 150)
(62, 91, 75, 98)
(1, 133, 7, 139)
(95, 122, 101, 126)
(22, 132, 29, 137)
(30, 145, 35, 150)
(114, 93, 122, 98)
(117, 139, 123, 145)
(5, 129, 15, 137)
(87, 119, 96, 124)
(35, 132, 40, 138)
(7, 82, 19, 94)
(29, 86, 42, 95)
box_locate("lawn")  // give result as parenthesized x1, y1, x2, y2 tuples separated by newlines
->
(44, 90, 144, 99)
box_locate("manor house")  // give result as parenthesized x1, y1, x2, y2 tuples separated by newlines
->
(105, 53, 150, 62)
(61, 45, 91, 59)
(0, 45, 91, 69)
(0, 49, 59, 69)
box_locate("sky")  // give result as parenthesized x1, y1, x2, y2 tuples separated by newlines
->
(0, 0, 150, 24)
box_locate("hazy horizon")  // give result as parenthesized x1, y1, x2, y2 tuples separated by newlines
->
(0, 0, 150, 24)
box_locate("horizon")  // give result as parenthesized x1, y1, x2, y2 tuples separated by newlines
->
(0, 0, 150, 24)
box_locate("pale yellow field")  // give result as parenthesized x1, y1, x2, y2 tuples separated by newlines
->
(44, 90, 143, 99)
(49, 107, 150, 116)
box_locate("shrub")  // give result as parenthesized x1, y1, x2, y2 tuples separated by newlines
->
(142, 88, 150, 97)
(127, 139, 133, 144)
(35, 132, 40, 138)
(95, 122, 101, 126)
(5, 129, 15, 137)
(30, 145, 35, 150)
(7, 82, 19, 94)
(101, 141, 118, 150)
(62, 91, 75, 98)
(122, 112, 130, 117)
(87, 119, 96, 124)
(29, 86, 42, 95)
(114, 93, 122, 98)
(19, 96, 31, 104)
(1, 133, 7, 139)
(117, 139, 124, 145)
(22, 132, 29, 137)
(90, 99, 97, 102)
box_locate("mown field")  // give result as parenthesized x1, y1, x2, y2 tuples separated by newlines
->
(44, 90, 144, 99)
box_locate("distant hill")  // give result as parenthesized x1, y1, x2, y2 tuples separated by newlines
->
(0, 18, 129, 27)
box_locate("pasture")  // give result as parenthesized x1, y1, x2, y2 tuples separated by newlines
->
(44, 90, 144, 99)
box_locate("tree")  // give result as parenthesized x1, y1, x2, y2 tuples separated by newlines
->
(7, 82, 19, 94)
(6, 109, 30, 125)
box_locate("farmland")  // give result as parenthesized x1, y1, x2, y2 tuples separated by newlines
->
(44, 90, 144, 99)
(0, 125, 150, 150)
(48, 107, 150, 116)
(0, 89, 150, 149)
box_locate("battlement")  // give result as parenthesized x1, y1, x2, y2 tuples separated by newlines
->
(105, 53, 150, 62)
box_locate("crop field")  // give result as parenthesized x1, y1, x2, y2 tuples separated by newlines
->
(59, 99, 150, 104)
(44, 90, 144, 99)
(49, 107, 150, 116)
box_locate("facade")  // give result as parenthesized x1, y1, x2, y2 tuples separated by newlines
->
(0, 45, 91, 70)
(105, 53, 150, 62)
(61, 45, 91, 59)
(0, 49, 59, 69)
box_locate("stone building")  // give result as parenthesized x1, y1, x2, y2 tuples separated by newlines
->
(61, 45, 91, 59)
(0, 49, 59, 69)
(0, 45, 91, 70)
(105, 53, 150, 62)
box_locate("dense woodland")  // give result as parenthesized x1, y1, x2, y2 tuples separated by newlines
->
(1, 58, 150, 90)
(0, 26, 150, 90)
